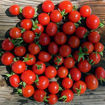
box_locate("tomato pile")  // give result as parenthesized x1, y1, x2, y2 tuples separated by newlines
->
(0, 0, 105, 104)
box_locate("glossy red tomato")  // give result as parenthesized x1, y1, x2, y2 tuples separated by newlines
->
(42, 0, 54, 13)
(38, 13, 50, 25)
(68, 11, 80, 23)
(54, 56, 64, 66)
(60, 89, 74, 102)
(50, 10, 62, 23)
(22, 31, 35, 43)
(54, 32, 67, 45)
(85, 74, 99, 90)
(68, 36, 80, 48)
(94, 42, 104, 52)
(78, 60, 91, 73)
(12, 60, 26, 74)
(57, 66, 68, 78)
(59, 45, 71, 57)
(2, 38, 14, 51)
(45, 66, 57, 79)
(14, 46, 26, 56)
(28, 43, 40, 55)
(48, 82, 59, 94)
(32, 61, 46, 75)
(73, 80, 87, 95)
(46, 22, 57, 36)
(34, 89, 46, 102)
(9, 74, 20, 88)
(39, 33, 50, 46)
(36, 76, 49, 89)
(58, 1, 72, 13)
(80, 5, 91, 17)
(38, 51, 51, 62)
(70, 68, 81, 81)
(63, 22, 76, 35)
(22, 85, 35, 97)
(86, 15, 100, 29)
(1, 52, 14, 65)
(64, 57, 75, 69)
(9, 4, 20, 15)
(10, 27, 21, 39)
(22, 6, 35, 19)
(75, 27, 87, 39)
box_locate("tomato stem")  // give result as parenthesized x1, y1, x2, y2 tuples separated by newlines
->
(59, 95, 67, 102)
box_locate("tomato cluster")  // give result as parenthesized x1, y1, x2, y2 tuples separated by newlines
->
(1, 0, 105, 104)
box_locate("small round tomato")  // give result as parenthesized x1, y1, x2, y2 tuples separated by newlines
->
(38, 13, 50, 25)
(14, 46, 26, 56)
(70, 68, 81, 81)
(81, 41, 94, 54)
(9, 4, 20, 15)
(57, 66, 68, 78)
(12, 60, 26, 74)
(45, 66, 57, 79)
(48, 42, 58, 54)
(94, 42, 104, 52)
(34, 89, 46, 102)
(48, 82, 59, 94)
(54, 56, 64, 66)
(86, 15, 100, 29)
(78, 60, 91, 73)
(22, 31, 35, 43)
(73, 80, 86, 95)
(63, 22, 76, 35)
(42, 0, 54, 13)
(60, 89, 74, 102)
(20, 19, 32, 30)
(88, 31, 100, 43)
(38, 51, 51, 62)
(21, 70, 36, 85)
(2, 38, 14, 51)
(36, 76, 49, 89)
(10, 27, 21, 39)
(85, 74, 99, 90)
(50, 10, 62, 23)
(80, 5, 91, 17)
(59, 45, 71, 57)
(22, 6, 35, 19)
(1, 52, 14, 65)
(22, 85, 34, 98)
(68, 36, 80, 48)
(9, 74, 20, 88)
(32, 61, 46, 75)
(68, 11, 80, 23)
(64, 57, 75, 69)
(28, 43, 40, 55)
(75, 27, 87, 39)
(54, 32, 67, 45)
(39, 33, 50, 46)
(46, 22, 57, 36)
(58, 1, 72, 13)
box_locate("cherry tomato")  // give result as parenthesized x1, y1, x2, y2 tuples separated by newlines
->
(22, 85, 35, 97)
(22, 6, 35, 19)
(22, 31, 35, 43)
(36, 76, 49, 89)
(12, 60, 26, 74)
(42, 0, 54, 13)
(94, 42, 104, 52)
(85, 74, 99, 90)
(63, 22, 76, 35)
(54, 32, 67, 45)
(78, 60, 91, 73)
(1, 52, 14, 65)
(38, 13, 50, 25)
(86, 15, 100, 29)
(57, 66, 68, 78)
(9, 74, 20, 88)
(54, 56, 64, 66)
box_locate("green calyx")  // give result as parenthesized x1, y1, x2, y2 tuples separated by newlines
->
(60, 9, 67, 16)
(99, 51, 103, 56)
(88, 59, 94, 65)
(19, 7, 22, 13)
(35, 64, 42, 70)
(67, 54, 73, 57)
(13, 57, 20, 62)
(73, 5, 78, 10)
(75, 85, 82, 96)
(19, 82, 26, 87)
(99, 77, 105, 84)
(74, 23, 79, 28)
(34, 8, 38, 18)
(34, 75, 39, 84)
(59, 95, 67, 102)
(16, 88, 22, 94)
(68, 74, 71, 79)
(32, 19, 39, 30)
(23, 54, 32, 62)
(84, 31, 89, 38)
(55, 56, 61, 65)
(44, 96, 49, 102)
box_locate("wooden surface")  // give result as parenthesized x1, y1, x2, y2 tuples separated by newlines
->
(0, 0, 105, 105)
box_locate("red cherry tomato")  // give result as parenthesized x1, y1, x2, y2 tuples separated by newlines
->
(54, 56, 64, 66)
(94, 42, 104, 52)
